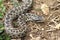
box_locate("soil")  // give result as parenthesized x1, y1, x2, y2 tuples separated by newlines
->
(4, 0, 60, 40)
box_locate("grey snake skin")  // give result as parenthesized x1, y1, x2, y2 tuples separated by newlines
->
(4, 0, 45, 38)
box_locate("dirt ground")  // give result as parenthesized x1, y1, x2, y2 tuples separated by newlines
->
(25, 0, 60, 40)
(4, 0, 60, 40)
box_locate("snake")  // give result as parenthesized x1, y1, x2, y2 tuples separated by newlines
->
(4, 0, 45, 38)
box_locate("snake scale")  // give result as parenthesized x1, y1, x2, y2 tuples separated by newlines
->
(4, 0, 45, 38)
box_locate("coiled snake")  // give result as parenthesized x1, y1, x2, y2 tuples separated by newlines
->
(4, 0, 45, 38)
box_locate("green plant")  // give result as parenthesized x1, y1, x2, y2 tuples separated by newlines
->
(0, 21, 11, 40)
(0, 33, 11, 40)
(0, 0, 10, 40)
(0, 0, 5, 34)
(0, 0, 6, 18)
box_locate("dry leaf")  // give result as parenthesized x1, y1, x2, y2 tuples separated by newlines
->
(41, 3, 49, 15)
(30, 34, 40, 40)
(55, 23, 60, 29)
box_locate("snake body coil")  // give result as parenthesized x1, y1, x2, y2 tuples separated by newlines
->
(4, 0, 45, 38)
(4, 0, 32, 38)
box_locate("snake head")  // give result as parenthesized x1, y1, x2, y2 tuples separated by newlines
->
(25, 13, 45, 22)
(32, 15, 45, 22)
